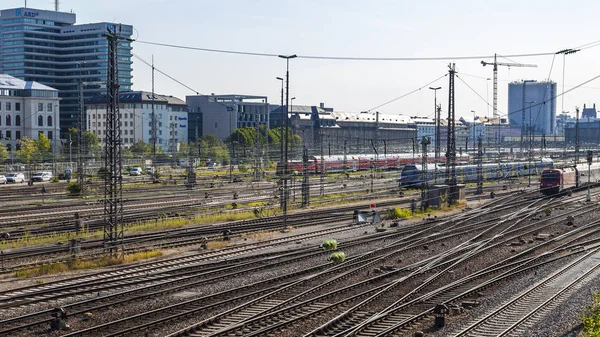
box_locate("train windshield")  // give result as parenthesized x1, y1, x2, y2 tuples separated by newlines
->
(541, 171, 559, 181)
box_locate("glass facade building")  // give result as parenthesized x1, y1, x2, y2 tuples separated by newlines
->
(507, 80, 557, 136)
(0, 7, 133, 134)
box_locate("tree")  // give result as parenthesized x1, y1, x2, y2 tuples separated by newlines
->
(16, 137, 38, 164)
(129, 140, 149, 156)
(64, 128, 101, 159)
(36, 133, 51, 161)
(0, 143, 8, 163)
(175, 142, 190, 159)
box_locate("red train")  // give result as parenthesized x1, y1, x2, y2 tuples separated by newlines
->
(277, 152, 470, 175)
(540, 163, 600, 195)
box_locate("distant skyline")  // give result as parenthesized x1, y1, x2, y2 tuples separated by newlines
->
(5, 0, 600, 121)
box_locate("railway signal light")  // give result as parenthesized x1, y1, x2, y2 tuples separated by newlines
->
(588, 150, 593, 165)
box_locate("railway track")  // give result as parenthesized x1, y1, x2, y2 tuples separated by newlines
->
(452, 247, 600, 337)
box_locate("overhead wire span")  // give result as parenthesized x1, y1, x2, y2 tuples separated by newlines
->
(136, 40, 558, 61)
(366, 74, 448, 112)
(133, 53, 200, 95)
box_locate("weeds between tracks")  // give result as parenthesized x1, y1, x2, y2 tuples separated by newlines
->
(14, 250, 164, 278)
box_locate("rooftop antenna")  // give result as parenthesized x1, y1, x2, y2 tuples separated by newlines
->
(55, 0, 59, 11)
(24, 0, 27, 8)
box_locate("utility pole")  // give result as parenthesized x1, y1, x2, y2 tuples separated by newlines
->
(103, 25, 132, 259)
(429, 86, 442, 164)
(77, 67, 85, 196)
(343, 139, 347, 171)
(370, 138, 379, 193)
(195, 117, 201, 162)
(446, 63, 457, 205)
(476, 136, 483, 195)
(557, 49, 580, 114)
(276, 77, 284, 163)
(421, 136, 430, 211)
(170, 122, 177, 167)
(436, 104, 441, 159)
(151, 56, 157, 162)
(541, 134, 546, 158)
(254, 107, 261, 182)
(587, 150, 592, 202)
(527, 101, 535, 186)
(320, 132, 325, 196)
(472, 110, 476, 151)
(278, 54, 297, 229)
(187, 124, 196, 188)
(301, 145, 309, 207)
(575, 107, 580, 165)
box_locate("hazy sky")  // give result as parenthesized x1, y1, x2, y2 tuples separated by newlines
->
(7, 0, 600, 120)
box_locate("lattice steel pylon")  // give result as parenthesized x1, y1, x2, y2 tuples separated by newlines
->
(446, 63, 457, 205)
(103, 26, 132, 258)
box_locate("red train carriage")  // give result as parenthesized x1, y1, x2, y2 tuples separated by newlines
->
(540, 163, 600, 195)
(277, 152, 470, 175)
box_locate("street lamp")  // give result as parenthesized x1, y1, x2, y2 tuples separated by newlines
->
(429, 86, 441, 164)
(276, 77, 284, 163)
(278, 54, 297, 229)
(527, 100, 535, 186)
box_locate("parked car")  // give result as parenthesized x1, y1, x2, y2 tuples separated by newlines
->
(5, 172, 25, 183)
(130, 167, 143, 176)
(0, 175, 6, 184)
(207, 162, 218, 169)
(31, 171, 53, 182)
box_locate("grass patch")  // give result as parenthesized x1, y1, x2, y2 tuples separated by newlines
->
(207, 241, 231, 249)
(391, 200, 467, 220)
(15, 250, 163, 278)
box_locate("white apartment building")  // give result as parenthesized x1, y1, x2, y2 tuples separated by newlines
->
(0, 73, 60, 154)
(87, 91, 188, 151)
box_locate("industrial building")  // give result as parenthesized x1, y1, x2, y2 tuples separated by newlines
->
(0, 7, 133, 134)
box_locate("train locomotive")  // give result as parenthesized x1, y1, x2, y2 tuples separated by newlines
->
(399, 158, 554, 187)
(539, 162, 600, 195)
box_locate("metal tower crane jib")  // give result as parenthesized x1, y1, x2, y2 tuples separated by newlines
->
(481, 54, 537, 118)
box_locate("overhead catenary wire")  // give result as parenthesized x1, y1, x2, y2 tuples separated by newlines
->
(136, 40, 562, 61)
(367, 74, 448, 112)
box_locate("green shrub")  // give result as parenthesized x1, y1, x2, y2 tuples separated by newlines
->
(329, 251, 346, 264)
(392, 208, 412, 219)
(97, 167, 108, 179)
(67, 182, 82, 195)
(238, 164, 248, 173)
(320, 239, 338, 251)
(581, 292, 600, 336)
(51, 176, 59, 183)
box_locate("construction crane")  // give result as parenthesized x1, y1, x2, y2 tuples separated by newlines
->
(481, 54, 537, 119)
